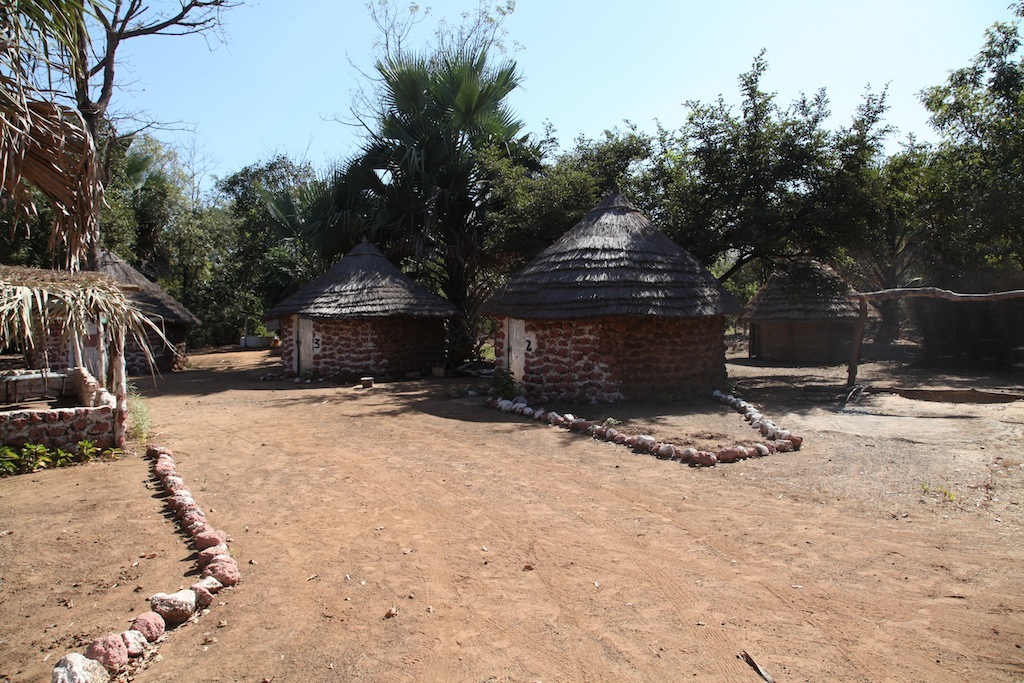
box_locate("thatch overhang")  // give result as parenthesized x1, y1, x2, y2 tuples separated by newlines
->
(266, 240, 460, 320)
(744, 260, 861, 322)
(481, 193, 740, 319)
(1, 96, 99, 267)
(98, 251, 199, 327)
(0, 263, 159, 352)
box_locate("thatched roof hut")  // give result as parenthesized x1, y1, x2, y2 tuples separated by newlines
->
(743, 260, 861, 365)
(266, 240, 458, 379)
(99, 251, 199, 327)
(96, 251, 198, 372)
(482, 192, 739, 403)
(484, 193, 737, 319)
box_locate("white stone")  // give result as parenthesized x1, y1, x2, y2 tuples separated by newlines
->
(121, 630, 149, 658)
(51, 653, 110, 683)
(150, 589, 197, 625)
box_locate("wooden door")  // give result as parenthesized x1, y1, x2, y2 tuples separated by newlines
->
(297, 316, 314, 375)
(506, 317, 525, 380)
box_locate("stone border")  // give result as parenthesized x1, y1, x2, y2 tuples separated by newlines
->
(486, 390, 804, 467)
(50, 446, 240, 682)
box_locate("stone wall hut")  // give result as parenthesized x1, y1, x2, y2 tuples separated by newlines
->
(744, 260, 861, 365)
(265, 240, 459, 379)
(481, 192, 740, 403)
(98, 251, 199, 373)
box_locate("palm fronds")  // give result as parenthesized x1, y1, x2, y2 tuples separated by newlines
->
(1, 1, 99, 269)
(0, 265, 168, 370)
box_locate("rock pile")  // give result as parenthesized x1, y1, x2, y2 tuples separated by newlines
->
(487, 391, 804, 467)
(50, 446, 239, 682)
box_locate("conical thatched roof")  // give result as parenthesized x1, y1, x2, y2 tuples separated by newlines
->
(266, 240, 459, 319)
(481, 193, 739, 319)
(744, 260, 860, 322)
(99, 251, 200, 327)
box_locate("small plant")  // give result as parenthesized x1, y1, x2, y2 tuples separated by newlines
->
(489, 367, 521, 400)
(0, 446, 19, 475)
(76, 439, 99, 462)
(52, 448, 75, 467)
(920, 482, 956, 502)
(21, 443, 51, 471)
(0, 441, 123, 478)
(126, 384, 152, 444)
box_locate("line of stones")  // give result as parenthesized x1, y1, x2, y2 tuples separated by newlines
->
(50, 446, 241, 683)
(486, 391, 804, 467)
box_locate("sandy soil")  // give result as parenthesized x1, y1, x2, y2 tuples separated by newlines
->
(1, 349, 1023, 683)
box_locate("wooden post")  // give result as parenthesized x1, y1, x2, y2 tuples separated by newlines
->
(846, 299, 869, 388)
(110, 326, 128, 447)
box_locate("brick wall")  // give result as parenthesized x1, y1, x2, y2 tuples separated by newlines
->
(125, 325, 189, 374)
(279, 316, 447, 379)
(495, 315, 727, 403)
(0, 368, 124, 449)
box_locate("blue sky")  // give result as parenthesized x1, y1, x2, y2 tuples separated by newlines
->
(115, 1, 1015, 188)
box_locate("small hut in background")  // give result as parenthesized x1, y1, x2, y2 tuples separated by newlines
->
(744, 260, 861, 365)
(481, 192, 740, 403)
(98, 251, 199, 373)
(265, 240, 459, 379)
(21, 252, 198, 374)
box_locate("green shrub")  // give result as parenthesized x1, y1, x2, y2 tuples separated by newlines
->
(0, 441, 122, 478)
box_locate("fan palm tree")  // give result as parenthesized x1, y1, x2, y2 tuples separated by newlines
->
(366, 47, 538, 361)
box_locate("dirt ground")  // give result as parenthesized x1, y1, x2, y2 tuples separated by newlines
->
(1, 349, 1023, 683)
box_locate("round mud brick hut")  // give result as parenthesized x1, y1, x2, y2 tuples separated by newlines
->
(266, 240, 459, 380)
(482, 192, 740, 403)
(743, 259, 862, 365)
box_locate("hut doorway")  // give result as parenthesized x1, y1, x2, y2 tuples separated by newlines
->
(296, 316, 315, 375)
(506, 317, 526, 380)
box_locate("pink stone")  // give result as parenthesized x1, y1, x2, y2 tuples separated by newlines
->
(193, 528, 228, 550)
(716, 447, 745, 463)
(690, 451, 718, 467)
(84, 632, 128, 673)
(773, 439, 794, 453)
(153, 462, 175, 478)
(203, 556, 241, 586)
(198, 544, 230, 568)
(167, 492, 194, 511)
(179, 509, 206, 529)
(786, 434, 804, 449)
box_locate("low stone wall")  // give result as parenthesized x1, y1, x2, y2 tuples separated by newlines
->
(0, 367, 123, 449)
(495, 315, 728, 403)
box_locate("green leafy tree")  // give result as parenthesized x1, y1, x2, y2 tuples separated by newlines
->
(650, 52, 888, 283)
(484, 125, 653, 271)
(920, 6, 1024, 273)
(187, 156, 319, 345)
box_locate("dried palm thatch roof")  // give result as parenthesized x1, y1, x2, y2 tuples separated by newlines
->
(1, 94, 99, 268)
(0, 264, 164, 365)
(481, 192, 740, 319)
(744, 260, 861, 322)
(99, 251, 199, 327)
(266, 240, 460, 319)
